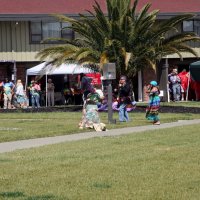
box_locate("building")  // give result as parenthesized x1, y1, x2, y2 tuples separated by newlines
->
(0, 0, 200, 101)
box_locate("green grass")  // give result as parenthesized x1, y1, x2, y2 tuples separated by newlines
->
(139, 100, 200, 107)
(0, 124, 200, 199)
(0, 111, 200, 142)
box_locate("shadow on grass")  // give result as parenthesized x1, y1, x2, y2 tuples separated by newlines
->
(25, 195, 55, 200)
(92, 182, 112, 189)
(0, 158, 13, 163)
(0, 191, 55, 199)
(0, 192, 25, 198)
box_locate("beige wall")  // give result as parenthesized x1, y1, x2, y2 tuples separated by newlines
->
(0, 21, 55, 61)
(157, 21, 200, 58)
(0, 20, 199, 62)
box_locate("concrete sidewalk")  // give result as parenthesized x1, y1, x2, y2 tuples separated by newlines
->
(1, 119, 200, 153)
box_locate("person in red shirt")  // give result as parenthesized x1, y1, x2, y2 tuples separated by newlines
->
(178, 69, 189, 101)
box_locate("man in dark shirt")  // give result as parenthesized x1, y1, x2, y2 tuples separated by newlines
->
(118, 75, 130, 122)
(80, 73, 94, 101)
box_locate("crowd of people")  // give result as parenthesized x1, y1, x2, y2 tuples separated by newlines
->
(78, 73, 161, 131)
(0, 78, 46, 109)
(0, 74, 159, 123)
(0, 78, 28, 109)
(0, 74, 162, 131)
(4, 65, 200, 132)
(2, 66, 200, 132)
(0, 67, 190, 110)
(0, 77, 84, 109)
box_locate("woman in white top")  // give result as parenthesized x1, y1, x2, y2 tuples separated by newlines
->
(15, 79, 26, 108)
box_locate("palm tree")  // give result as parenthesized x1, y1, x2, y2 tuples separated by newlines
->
(37, 0, 200, 79)
(37, 0, 133, 76)
(125, 8, 200, 77)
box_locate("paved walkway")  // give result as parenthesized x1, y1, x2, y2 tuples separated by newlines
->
(1, 119, 200, 153)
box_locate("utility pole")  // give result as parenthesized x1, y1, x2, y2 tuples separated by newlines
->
(103, 63, 116, 124)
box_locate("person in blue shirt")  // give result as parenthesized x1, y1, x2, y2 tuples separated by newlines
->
(3, 78, 15, 109)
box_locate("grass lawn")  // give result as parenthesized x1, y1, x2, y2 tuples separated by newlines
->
(0, 124, 200, 199)
(138, 100, 200, 107)
(0, 111, 200, 142)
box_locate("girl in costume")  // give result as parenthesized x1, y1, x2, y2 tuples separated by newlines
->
(146, 81, 160, 125)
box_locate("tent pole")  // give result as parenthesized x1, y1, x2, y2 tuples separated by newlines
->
(186, 72, 190, 101)
(46, 73, 47, 107)
(25, 73, 28, 92)
(167, 83, 170, 102)
(25, 73, 29, 107)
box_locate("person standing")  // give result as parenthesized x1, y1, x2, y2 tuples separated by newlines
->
(168, 68, 181, 101)
(117, 75, 130, 122)
(80, 73, 94, 102)
(63, 83, 72, 105)
(47, 78, 55, 106)
(29, 81, 41, 108)
(15, 79, 26, 108)
(146, 81, 160, 125)
(178, 69, 189, 101)
(3, 78, 15, 109)
(73, 83, 83, 105)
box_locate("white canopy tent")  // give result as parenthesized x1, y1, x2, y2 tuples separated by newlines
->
(26, 62, 96, 106)
(26, 62, 95, 76)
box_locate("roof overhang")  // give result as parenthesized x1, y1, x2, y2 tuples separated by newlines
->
(156, 12, 200, 20)
(0, 12, 199, 22)
(0, 14, 81, 21)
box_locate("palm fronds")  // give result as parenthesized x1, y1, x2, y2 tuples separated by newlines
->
(37, 0, 200, 78)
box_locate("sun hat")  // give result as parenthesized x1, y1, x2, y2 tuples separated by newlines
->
(150, 80, 157, 86)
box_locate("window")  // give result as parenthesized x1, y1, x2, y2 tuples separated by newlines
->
(61, 22, 74, 39)
(182, 20, 194, 32)
(43, 22, 61, 39)
(30, 21, 74, 44)
(30, 22, 42, 43)
(194, 20, 200, 36)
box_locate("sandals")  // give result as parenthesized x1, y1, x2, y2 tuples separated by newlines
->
(153, 121, 160, 125)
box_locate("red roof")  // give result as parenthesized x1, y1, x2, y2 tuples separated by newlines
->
(0, 0, 106, 15)
(138, 0, 200, 13)
(0, 0, 199, 15)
